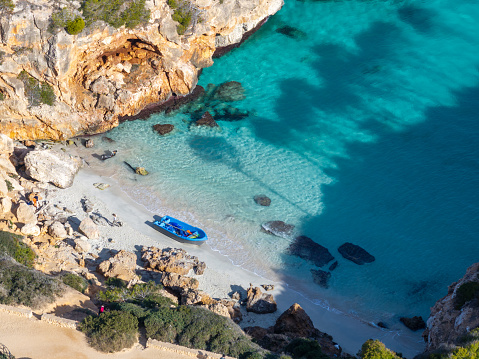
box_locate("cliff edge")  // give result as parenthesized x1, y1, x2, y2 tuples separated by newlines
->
(0, 0, 282, 140)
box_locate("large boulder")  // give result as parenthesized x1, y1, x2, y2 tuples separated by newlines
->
(74, 238, 91, 254)
(400, 316, 426, 331)
(424, 262, 479, 351)
(21, 223, 41, 236)
(0, 197, 12, 213)
(153, 124, 174, 135)
(142, 247, 206, 276)
(24, 149, 82, 188)
(48, 221, 68, 239)
(14, 202, 37, 224)
(0, 156, 16, 174)
(195, 112, 218, 127)
(261, 221, 295, 239)
(246, 286, 277, 314)
(78, 217, 99, 239)
(288, 236, 334, 267)
(160, 272, 199, 293)
(337, 242, 375, 265)
(254, 195, 271, 206)
(273, 303, 315, 337)
(97, 250, 138, 282)
(0, 134, 14, 155)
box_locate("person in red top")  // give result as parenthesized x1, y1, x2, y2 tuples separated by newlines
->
(99, 305, 105, 315)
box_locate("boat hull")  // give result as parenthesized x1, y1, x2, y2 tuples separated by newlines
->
(153, 216, 207, 245)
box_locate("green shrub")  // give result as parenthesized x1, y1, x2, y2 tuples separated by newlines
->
(141, 293, 175, 309)
(455, 282, 479, 310)
(62, 273, 88, 293)
(81, 0, 150, 29)
(358, 339, 401, 359)
(450, 341, 479, 359)
(105, 277, 128, 288)
(79, 310, 139, 353)
(65, 17, 85, 35)
(50, 8, 76, 31)
(0, 231, 36, 267)
(4, 180, 13, 192)
(0, 92, 4, 101)
(114, 302, 149, 324)
(0, 258, 63, 308)
(98, 281, 163, 303)
(167, 0, 199, 35)
(0, 0, 15, 14)
(17, 71, 56, 107)
(145, 305, 257, 356)
(285, 338, 329, 359)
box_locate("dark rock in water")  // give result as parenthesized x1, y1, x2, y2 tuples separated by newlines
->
(276, 25, 307, 40)
(195, 111, 218, 127)
(214, 106, 249, 121)
(377, 322, 388, 329)
(400, 316, 426, 331)
(328, 261, 338, 271)
(254, 195, 271, 206)
(310, 269, 331, 288)
(153, 123, 174, 135)
(213, 81, 246, 102)
(102, 136, 115, 143)
(338, 242, 375, 265)
(288, 235, 334, 267)
(261, 221, 295, 238)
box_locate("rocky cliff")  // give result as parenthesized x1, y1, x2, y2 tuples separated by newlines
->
(424, 262, 479, 351)
(0, 0, 282, 140)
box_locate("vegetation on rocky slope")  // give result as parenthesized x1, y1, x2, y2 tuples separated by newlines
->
(17, 71, 56, 107)
(0, 0, 14, 14)
(167, 0, 202, 35)
(358, 340, 401, 359)
(0, 231, 36, 268)
(81, 278, 260, 355)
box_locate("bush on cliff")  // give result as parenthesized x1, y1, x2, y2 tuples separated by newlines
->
(0, 0, 15, 14)
(0, 231, 36, 268)
(358, 340, 401, 359)
(17, 71, 56, 107)
(454, 282, 479, 310)
(66, 17, 85, 35)
(79, 310, 139, 352)
(167, 0, 202, 35)
(62, 273, 88, 293)
(0, 257, 63, 308)
(81, 0, 150, 29)
(98, 280, 163, 303)
(284, 338, 329, 359)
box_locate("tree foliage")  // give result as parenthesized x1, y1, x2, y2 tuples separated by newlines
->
(66, 17, 85, 35)
(358, 340, 401, 359)
(62, 273, 88, 293)
(81, 0, 150, 29)
(0, 231, 36, 268)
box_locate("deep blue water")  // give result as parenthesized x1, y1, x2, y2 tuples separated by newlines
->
(91, 0, 479, 328)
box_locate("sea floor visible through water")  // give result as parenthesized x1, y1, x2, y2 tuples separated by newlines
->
(78, 0, 479, 333)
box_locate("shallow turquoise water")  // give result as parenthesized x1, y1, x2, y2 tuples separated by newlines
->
(93, 0, 479, 327)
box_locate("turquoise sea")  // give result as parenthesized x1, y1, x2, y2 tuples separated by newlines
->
(90, 0, 479, 331)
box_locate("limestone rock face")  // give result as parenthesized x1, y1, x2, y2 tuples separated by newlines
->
(160, 272, 199, 293)
(424, 262, 479, 351)
(273, 303, 315, 337)
(74, 238, 91, 254)
(0, 197, 12, 213)
(97, 250, 138, 282)
(78, 217, 99, 239)
(246, 286, 277, 314)
(24, 150, 82, 188)
(0, 0, 283, 140)
(0, 134, 14, 155)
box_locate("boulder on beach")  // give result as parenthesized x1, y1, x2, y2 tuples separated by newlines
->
(288, 235, 334, 267)
(78, 217, 99, 239)
(21, 223, 40, 236)
(153, 123, 174, 135)
(14, 202, 37, 224)
(246, 286, 277, 314)
(24, 149, 82, 188)
(338, 242, 375, 265)
(274, 303, 315, 337)
(160, 272, 199, 293)
(254, 195, 271, 206)
(142, 246, 206, 276)
(48, 221, 67, 239)
(97, 250, 138, 282)
(261, 221, 295, 238)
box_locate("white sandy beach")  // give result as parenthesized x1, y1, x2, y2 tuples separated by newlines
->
(36, 141, 426, 358)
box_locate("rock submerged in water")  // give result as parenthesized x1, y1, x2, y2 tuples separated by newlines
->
(287, 235, 334, 267)
(195, 111, 218, 127)
(338, 242, 375, 265)
(254, 195, 271, 206)
(400, 316, 426, 331)
(310, 269, 331, 288)
(261, 221, 295, 238)
(276, 25, 307, 40)
(212, 81, 246, 102)
(153, 123, 174, 135)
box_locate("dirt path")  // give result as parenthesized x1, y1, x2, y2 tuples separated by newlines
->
(0, 311, 194, 359)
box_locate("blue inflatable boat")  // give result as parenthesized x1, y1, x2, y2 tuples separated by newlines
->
(153, 215, 208, 244)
